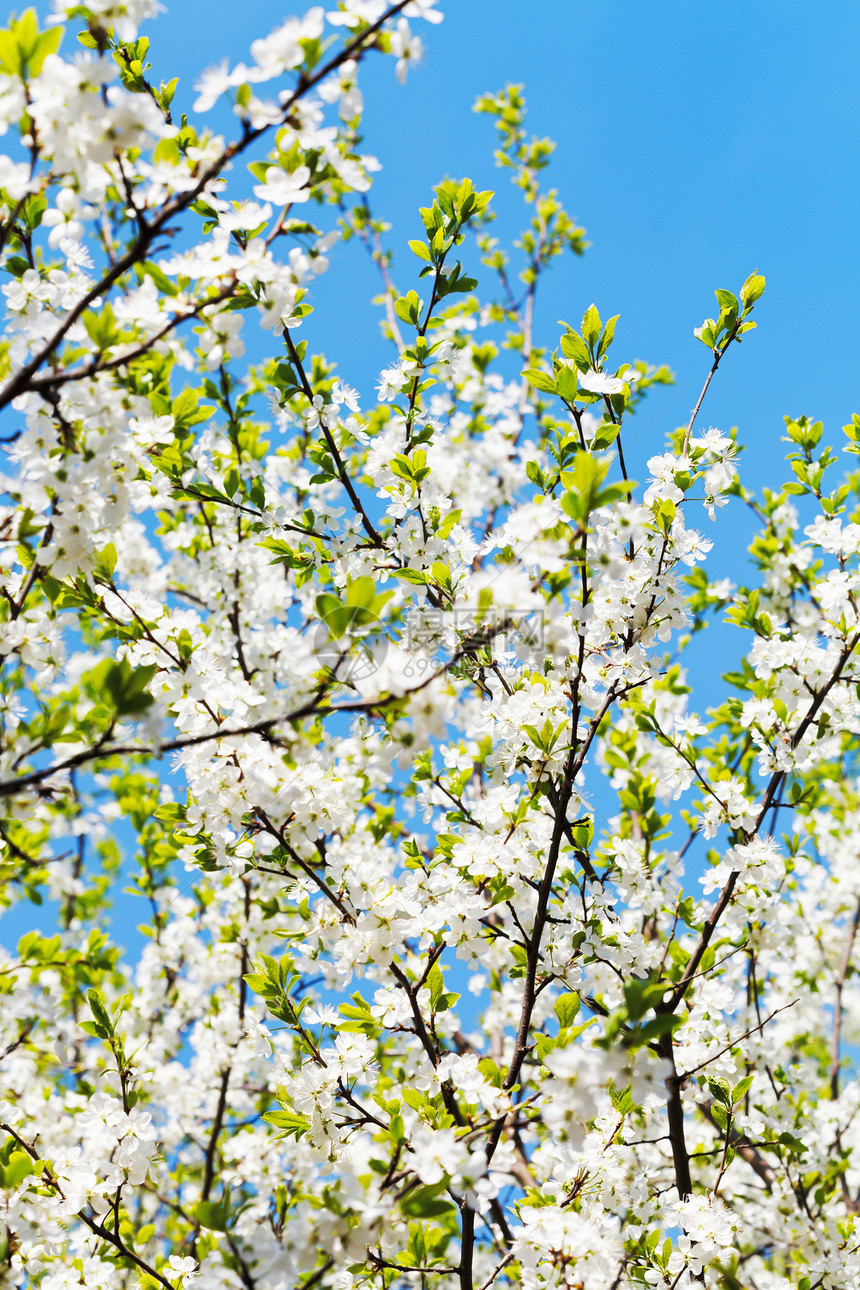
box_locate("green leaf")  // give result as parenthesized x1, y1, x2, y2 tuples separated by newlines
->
(591, 421, 620, 451)
(394, 290, 422, 325)
(559, 330, 591, 368)
(714, 288, 739, 314)
(707, 1076, 732, 1107)
(556, 365, 577, 401)
(401, 1185, 457, 1219)
(159, 77, 179, 109)
(522, 368, 557, 395)
(426, 962, 444, 1011)
(314, 594, 356, 639)
(83, 301, 120, 350)
(597, 314, 619, 359)
(136, 260, 178, 297)
(581, 303, 601, 349)
(436, 509, 461, 539)
(731, 1074, 755, 1105)
(710, 1103, 729, 1132)
(478, 1057, 502, 1087)
(259, 539, 313, 570)
(99, 659, 158, 717)
(554, 993, 581, 1028)
(390, 567, 428, 585)
(489, 883, 516, 907)
(87, 989, 114, 1038)
(560, 452, 610, 524)
(778, 1131, 808, 1157)
(195, 1200, 229, 1231)
(430, 561, 452, 590)
(93, 542, 117, 582)
(263, 1108, 310, 1140)
(630, 1014, 681, 1046)
(345, 576, 378, 609)
(622, 977, 666, 1022)
(2, 1150, 36, 1189)
(740, 272, 766, 305)
(79, 1020, 110, 1039)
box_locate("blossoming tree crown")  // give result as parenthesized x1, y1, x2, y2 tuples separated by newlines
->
(1, 3, 858, 1290)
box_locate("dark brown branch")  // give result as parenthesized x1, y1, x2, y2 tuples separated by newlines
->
(201, 1068, 230, 1201)
(253, 808, 356, 923)
(459, 1201, 475, 1290)
(282, 327, 383, 547)
(22, 284, 237, 394)
(659, 1035, 693, 1200)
